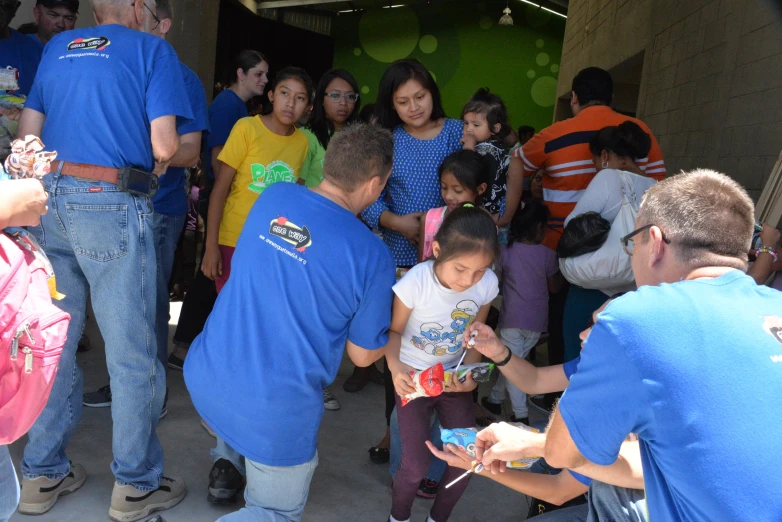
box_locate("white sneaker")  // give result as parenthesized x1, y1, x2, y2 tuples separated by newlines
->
(323, 387, 340, 411)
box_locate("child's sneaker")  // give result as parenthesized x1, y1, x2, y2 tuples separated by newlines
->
(323, 387, 340, 411)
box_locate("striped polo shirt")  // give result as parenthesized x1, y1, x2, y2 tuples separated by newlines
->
(514, 105, 666, 250)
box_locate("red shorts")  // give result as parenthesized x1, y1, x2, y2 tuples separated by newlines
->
(215, 245, 235, 294)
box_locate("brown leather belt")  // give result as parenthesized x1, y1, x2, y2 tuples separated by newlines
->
(54, 161, 119, 184)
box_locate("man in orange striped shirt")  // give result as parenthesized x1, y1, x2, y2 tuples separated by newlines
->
(511, 67, 666, 250)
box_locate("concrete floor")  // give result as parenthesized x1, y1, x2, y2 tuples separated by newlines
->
(9, 303, 532, 522)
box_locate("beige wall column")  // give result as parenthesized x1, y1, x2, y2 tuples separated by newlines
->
(167, 0, 221, 101)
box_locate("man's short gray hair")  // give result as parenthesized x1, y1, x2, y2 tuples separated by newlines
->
(322, 123, 393, 193)
(637, 169, 755, 270)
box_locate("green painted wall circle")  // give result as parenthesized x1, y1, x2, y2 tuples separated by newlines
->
(531, 76, 558, 107)
(358, 7, 420, 63)
(419, 34, 438, 54)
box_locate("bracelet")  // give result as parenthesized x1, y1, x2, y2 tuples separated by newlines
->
(755, 246, 779, 263)
(495, 346, 513, 367)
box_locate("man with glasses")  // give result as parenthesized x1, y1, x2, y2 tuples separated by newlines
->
(15, 0, 192, 519)
(28, 0, 79, 49)
(538, 170, 782, 521)
(83, 0, 209, 422)
(0, 0, 42, 99)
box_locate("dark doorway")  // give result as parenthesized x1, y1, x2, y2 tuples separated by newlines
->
(214, 0, 334, 94)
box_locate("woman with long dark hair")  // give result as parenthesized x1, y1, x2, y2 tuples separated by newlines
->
(299, 68, 361, 187)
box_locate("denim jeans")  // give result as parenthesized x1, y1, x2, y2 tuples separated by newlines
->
(0, 446, 19, 522)
(217, 452, 318, 522)
(489, 328, 542, 418)
(151, 212, 186, 369)
(22, 169, 165, 490)
(534, 480, 647, 522)
(212, 436, 246, 476)
(389, 407, 445, 483)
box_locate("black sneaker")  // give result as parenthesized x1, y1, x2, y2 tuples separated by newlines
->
(480, 397, 502, 416)
(528, 393, 560, 416)
(416, 479, 438, 499)
(167, 353, 185, 372)
(83, 384, 112, 407)
(510, 416, 529, 425)
(207, 459, 244, 504)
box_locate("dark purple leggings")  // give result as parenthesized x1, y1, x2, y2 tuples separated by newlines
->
(392, 390, 476, 522)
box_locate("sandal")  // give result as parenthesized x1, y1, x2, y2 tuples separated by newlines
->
(368, 446, 390, 464)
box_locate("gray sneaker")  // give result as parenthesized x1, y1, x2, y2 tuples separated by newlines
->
(18, 462, 87, 515)
(323, 387, 340, 411)
(109, 476, 186, 522)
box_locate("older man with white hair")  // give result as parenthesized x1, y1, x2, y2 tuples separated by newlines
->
(16, 0, 192, 520)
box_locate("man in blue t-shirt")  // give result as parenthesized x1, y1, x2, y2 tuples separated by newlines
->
(184, 123, 395, 521)
(82, 0, 209, 416)
(16, 0, 193, 519)
(27, 0, 79, 49)
(541, 170, 782, 522)
(440, 300, 647, 521)
(0, 0, 43, 97)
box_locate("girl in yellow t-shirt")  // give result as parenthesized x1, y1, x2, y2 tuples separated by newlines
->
(202, 67, 313, 292)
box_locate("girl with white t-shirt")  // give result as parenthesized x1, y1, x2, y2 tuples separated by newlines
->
(387, 205, 500, 522)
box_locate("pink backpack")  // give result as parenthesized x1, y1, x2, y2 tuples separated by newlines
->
(0, 230, 69, 444)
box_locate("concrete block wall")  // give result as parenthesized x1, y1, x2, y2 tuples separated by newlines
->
(555, 0, 782, 202)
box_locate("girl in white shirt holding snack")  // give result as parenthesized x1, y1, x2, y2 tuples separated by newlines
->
(386, 204, 499, 522)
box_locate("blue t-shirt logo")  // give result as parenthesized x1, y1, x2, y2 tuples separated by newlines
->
(269, 217, 311, 252)
(67, 37, 111, 51)
(764, 315, 782, 348)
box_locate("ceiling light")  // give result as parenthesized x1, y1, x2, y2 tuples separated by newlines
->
(517, 0, 567, 19)
(499, 1, 513, 25)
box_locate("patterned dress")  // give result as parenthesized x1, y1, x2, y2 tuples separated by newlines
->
(362, 118, 463, 267)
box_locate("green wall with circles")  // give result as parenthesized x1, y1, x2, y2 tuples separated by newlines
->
(333, 0, 566, 133)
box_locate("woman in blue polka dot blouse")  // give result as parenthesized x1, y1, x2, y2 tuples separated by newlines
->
(362, 59, 463, 486)
(362, 59, 463, 268)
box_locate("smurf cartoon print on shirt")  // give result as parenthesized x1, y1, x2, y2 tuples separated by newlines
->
(411, 300, 479, 357)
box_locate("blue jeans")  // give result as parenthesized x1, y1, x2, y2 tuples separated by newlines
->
(23, 169, 165, 490)
(534, 480, 647, 522)
(0, 446, 19, 522)
(389, 407, 445, 483)
(212, 436, 246, 476)
(151, 212, 186, 369)
(217, 452, 318, 521)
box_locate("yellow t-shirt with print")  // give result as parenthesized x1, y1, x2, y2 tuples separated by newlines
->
(217, 115, 309, 247)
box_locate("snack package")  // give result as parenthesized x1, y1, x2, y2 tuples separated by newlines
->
(0, 67, 19, 92)
(0, 93, 25, 110)
(401, 362, 445, 406)
(444, 362, 495, 386)
(4, 135, 56, 180)
(440, 422, 542, 470)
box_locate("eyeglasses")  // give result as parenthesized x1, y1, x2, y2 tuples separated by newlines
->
(620, 223, 670, 256)
(140, 2, 161, 29)
(325, 92, 359, 103)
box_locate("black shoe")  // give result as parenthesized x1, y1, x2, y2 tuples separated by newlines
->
(368, 446, 390, 464)
(83, 384, 112, 407)
(528, 392, 560, 416)
(480, 397, 502, 416)
(77, 333, 91, 353)
(343, 366, 370, 393)
(167, 353, 185, 372)
(510, 416, 529, 425)
(416, 479, 438, 499)
(207, 459, 244, 504)
(369, 364, 385, 386)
